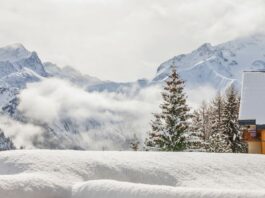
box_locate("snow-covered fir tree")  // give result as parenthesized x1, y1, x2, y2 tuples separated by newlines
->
(0, 129, 16, 151)
(145, 68, 190, 151)
(207, 93, 231, 152)
(208, 131, 232, 153)
(144, 113, 163, 150)
(210, 93, 224, 134)
(223, 86, 246, 153)
(186, 110, 206, 152)
(198, 101, 212, 141)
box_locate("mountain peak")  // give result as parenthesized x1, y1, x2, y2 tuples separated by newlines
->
(153, 34, 265, 91)
(4, 43, 26, 49)
(196, 43, 214, 53)
(0, 43, 31, 62)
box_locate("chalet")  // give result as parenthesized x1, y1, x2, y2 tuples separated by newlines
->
(239, 71, 265, 154)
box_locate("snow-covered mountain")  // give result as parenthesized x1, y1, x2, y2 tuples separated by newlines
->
(0, 34, 264, 150)
(153, 34, 265, 91)
(44, 61, 148, 95)
(0, 44, 48, 117)
(0, 43, 145, 94)
(0, 43, 47, 78)
(0, 43, 151, 149)
(44, 62, 101, 87)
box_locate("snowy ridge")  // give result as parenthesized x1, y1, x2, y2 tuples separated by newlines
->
(153, 34, 265, 91)
(43, 61, 147, 94)
(44, 62, 101, 88)
(1, 150, 265, 198)
(0, 43, 31, 63)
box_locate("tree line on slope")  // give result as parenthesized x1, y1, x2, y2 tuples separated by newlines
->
(144, 68, 247, 153)
(0, 129, 16, 151)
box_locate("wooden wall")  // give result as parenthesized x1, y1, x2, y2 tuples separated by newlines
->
(248, 141, 261, 154)
(261, 130, 265, 154)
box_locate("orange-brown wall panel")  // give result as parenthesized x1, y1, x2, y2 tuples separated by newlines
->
(261, 130, 265, 154)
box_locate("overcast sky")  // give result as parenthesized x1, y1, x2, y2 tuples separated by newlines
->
(0, 0, 264, 81)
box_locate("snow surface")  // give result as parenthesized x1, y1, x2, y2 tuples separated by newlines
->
(1, 150, 265, 198)
(239, 71, 265, 124)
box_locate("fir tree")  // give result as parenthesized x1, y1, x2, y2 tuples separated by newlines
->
(186, 110, 206, 152)
(223, 86, 246, 153)
(0, 129, 16, 151)
(210, 92, 224, 135)
(208, 132, 232, 153)
(145, 68, 190, 151)
(199, 101, 212, 141)
(208, 92, 231, 152)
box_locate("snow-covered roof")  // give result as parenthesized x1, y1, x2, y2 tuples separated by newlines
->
(239, 71, 265, 125)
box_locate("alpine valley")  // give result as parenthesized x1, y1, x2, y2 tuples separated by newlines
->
(0, 34, 265, 150)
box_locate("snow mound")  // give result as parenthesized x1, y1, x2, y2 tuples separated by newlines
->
(1, 150, 265, 198)
(0, 173, 70, 198)
(72, 180, 265, 198)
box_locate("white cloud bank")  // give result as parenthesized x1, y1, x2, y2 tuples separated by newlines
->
(0, 115, 44, 148)
(0, 0, 264, 81)
(17, 78, 162, 149)
(18, 79, 161, 125)
(11, 78, 216, 149)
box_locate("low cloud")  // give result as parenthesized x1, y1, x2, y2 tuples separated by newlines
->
(0, 115, 44, 148)
(18, 78, 162, 125)
(187, 86, 217, 109)
(0, 78, 217, 150)
(17, 78, 162, 150)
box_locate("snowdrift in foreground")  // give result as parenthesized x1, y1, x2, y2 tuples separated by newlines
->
(73, 180, 265, 198)
(1, 150, 265, 198)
